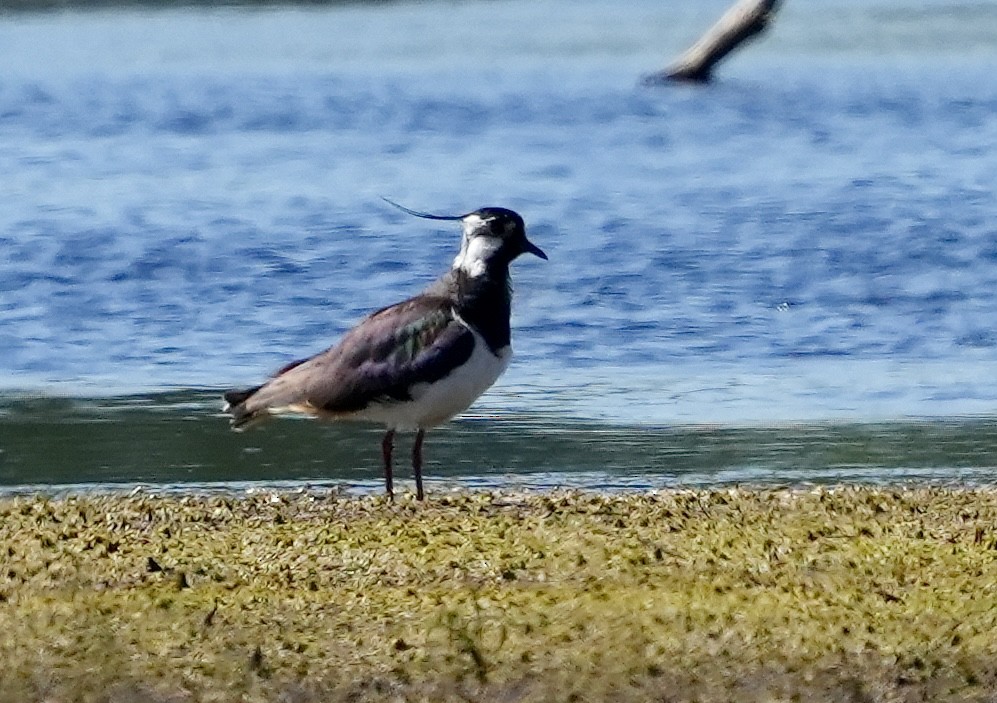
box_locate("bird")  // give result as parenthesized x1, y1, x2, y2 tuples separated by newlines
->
(223, 200, 547, 500)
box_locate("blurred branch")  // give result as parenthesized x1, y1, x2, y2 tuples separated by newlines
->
(646, 0, 784, 85)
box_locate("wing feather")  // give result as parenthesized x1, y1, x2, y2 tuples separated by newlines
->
(227, 295, 474, 423)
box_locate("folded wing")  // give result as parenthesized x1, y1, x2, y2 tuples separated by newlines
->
(225, 296, 474, 427)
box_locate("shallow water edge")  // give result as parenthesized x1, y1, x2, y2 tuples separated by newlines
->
(2, 389, 996, 494)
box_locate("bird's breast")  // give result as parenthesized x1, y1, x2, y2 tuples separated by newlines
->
(360, 328, 512, 431)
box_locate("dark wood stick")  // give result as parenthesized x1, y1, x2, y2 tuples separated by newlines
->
(647, 0, 783, 85)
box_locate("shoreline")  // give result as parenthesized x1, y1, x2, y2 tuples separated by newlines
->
(3, 486, 997, 702)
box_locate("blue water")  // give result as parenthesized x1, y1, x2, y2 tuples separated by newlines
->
(3, 0, 997, 491)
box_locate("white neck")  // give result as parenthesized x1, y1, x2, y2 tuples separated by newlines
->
(452, 216, 502, 278)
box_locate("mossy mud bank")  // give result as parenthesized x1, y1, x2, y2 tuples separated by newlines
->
(2, 487, 997, 702)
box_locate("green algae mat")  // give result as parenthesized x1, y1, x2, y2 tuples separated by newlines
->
(2, 487, 997, 702)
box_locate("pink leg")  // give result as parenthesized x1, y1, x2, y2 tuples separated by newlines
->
(413, 429, 426, 501)
(381, 429, 395, 500)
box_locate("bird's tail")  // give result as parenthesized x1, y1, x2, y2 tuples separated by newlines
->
(222, 386, 263, 430)
(223, 358, 312, 429)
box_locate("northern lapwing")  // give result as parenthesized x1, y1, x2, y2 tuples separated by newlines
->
(223, 201, 547, 500)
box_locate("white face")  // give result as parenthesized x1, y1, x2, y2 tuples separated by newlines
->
(452, 215, 503, 277)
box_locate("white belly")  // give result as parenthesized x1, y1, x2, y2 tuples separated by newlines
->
(359, 328, 512, 431)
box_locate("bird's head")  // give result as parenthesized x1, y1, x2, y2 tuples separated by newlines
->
(455, 207, 547, 276)
(383, 199, 547, 278)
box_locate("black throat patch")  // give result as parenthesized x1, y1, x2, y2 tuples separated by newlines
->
(434, 267, 513, 354)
